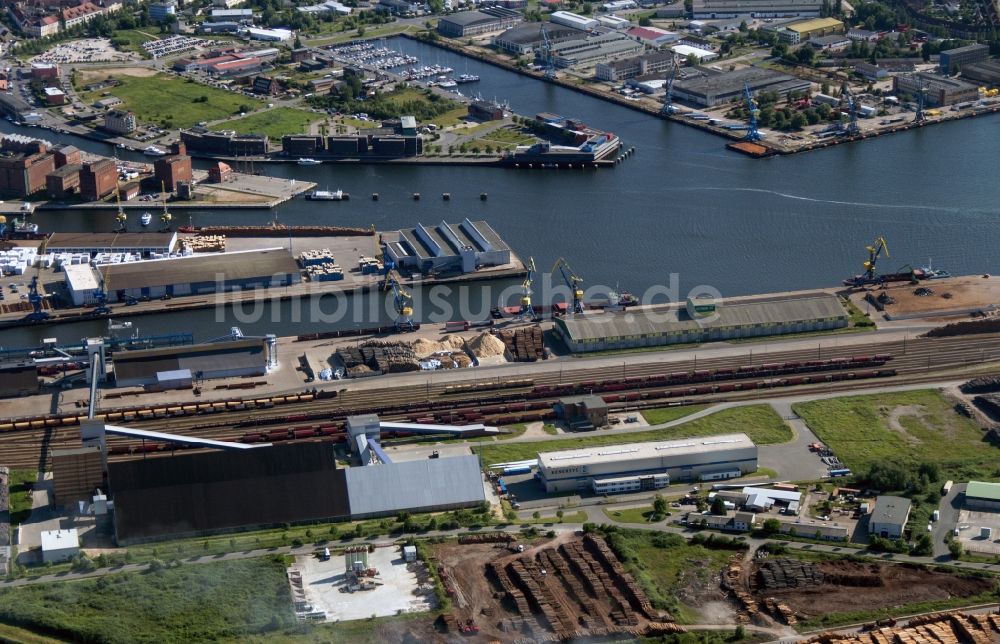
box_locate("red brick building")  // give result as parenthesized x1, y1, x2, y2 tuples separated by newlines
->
(53, 145, 82, 168)
(0, 143, 56, 197)
(207, 161, 232, 183)
(46, 164, 82, 199)
(154, 155, 193, 192)
(79, 158, 117, 201)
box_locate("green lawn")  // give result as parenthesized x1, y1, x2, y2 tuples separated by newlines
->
(76, 74, 264, 129)
(211, 107, 322, 140)
(603, 505, 659, 523)
(110, 29, 157, 57)
(542, 423, 559, 435)
(793, 390, 1000, 482)
(0, 558, 295, 644)
(641, 404, 708, 425)
(7, 469, 36, 526)
(795, 587, 1000, 631)
(474, 404, 791, 466)
(520, 510, 588, 525)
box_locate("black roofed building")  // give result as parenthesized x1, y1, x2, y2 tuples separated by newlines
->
(112, 338, 268, 387)
(437, 7, 523, 37)
(109, 443, 350, 544)
(383, 218, 512, 274)
(0, 364, 40, 398)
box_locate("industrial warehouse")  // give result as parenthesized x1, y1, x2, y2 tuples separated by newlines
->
(536, 432, 758, 493)
(673, 67, 812, 107)
(111, 338, 273, 388)
(46, 232, 178, 257)
(383, 218, 512, 274)
(96, 413, 489, 542)
(554, 292, 848, 352)
(65, 248, 301, 303)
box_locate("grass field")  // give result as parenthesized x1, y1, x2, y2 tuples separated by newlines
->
(474, 405, 790, 466)
(795, 587, 1000, 631)
(211, 107, 322, 139)
(0, 558, 294, 643)
(110, 29, 157, 57)
(473, 126, 535, 150)
(603, 505, 659, 523)
(76, 74, 264, 129)
(7, 469, 36, 526)
(641, 404, 708, 425)
(793, 390, 1000, 482)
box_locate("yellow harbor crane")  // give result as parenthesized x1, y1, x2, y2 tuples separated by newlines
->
(516, 257, 536, 321)
(844, 236, 889, 287)
(551, 256, 584, 314)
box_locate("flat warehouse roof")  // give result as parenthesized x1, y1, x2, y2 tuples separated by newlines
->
(99, 248, 299, 291)
(966, 481, 1000, 502)
(344, 456, 486, 516)
(538, 432, 754, 469)
(113, 339, 265, 382)
(48, 232, 176, 249)
(558, 292, 846, 341)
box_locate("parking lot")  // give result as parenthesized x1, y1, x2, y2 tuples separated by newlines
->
(288, 546, 437, 622)
(30, 38, 136, 64)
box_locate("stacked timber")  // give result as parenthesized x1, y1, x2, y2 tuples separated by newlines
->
(182, 235, 225, 253)
(334, 341, 419, 375)
(754, 558, 824, 590)
(497, 326, 544, 361)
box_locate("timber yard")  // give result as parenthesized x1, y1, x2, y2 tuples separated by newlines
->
(3, 0, 1000, 641)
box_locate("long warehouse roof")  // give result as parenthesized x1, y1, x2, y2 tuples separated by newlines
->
(557, 292, 846, 342)
(113, 339, 265, 383)
(344, 456, 486, 516)
(99, 248, 298, 291)
(538, 432, 755, 468)
(966, 481, 1000, 502)
(48, 232, 176, 249)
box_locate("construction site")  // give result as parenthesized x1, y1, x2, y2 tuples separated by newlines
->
(421, 532, 684, 641)
(723, 554, 996, 628)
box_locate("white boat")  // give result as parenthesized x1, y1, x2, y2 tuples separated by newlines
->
(920, 259, 952, 280)
(13, 218, 39, 234)
(143, 145, 166, 156)
(297, 158, 322, 166)
(456, 73, 480, 83)
(308, 189, 344, 201)
(140, 212, 152, 226)
(438, 80, 457, 88)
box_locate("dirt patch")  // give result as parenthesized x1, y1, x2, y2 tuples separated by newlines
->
(750, 558, 993, 620)
(76, 67, 158, 83)
(885, 405, 927, 444)
(422, 534, 682, 641)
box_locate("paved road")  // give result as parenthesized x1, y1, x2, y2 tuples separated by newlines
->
(934, 482, 966, 558)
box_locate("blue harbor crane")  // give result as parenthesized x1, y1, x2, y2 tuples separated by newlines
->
(660, 53, 680, 115)
(551, 256, 584, 314)
(743, 82, 762, 142)
(540, 24, 556, 80)
(388, 277, 414, 332)
(516, 257, 537, 322)
(915, 85, 928, 123)
(841, 84, 860, 136)
(26, 275, 49, 321)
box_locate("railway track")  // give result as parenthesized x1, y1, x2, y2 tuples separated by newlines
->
(2, 334, 1000, 470)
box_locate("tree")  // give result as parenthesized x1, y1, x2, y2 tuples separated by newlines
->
(796, 46, 815, 65)
(948, 539, 964, 558)
(556, 509, 564, 522)
(711, 496, 727, 515)
(910, 533, 933, 556)
(762, 518, 782, 534)
(738, 20, 748, 32)
(639, 15, 652, 26)
(653, 494, 668, 516)
(532, 511, 541, 519)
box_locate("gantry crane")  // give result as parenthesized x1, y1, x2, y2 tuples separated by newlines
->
(114, 182, 127, 232)
(915, 85, 928, 123)
(387, 276, 414, 331)
(843, 236, 889, 287)
(540, 23, 556, 80)
(841, 83, 859, 136)
(551, 256, 584, 314)
(159, 181, 173, 232)
(516, 257, 536, 321)
(660, 53, 680, 115)
(26, 275, 49, 321)
(743, 82, 762, 142)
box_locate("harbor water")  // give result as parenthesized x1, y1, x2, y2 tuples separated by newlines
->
(3, 36, 999, 345)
